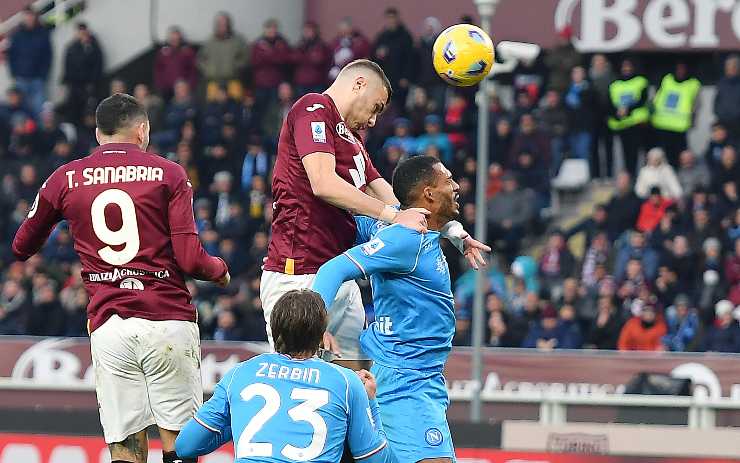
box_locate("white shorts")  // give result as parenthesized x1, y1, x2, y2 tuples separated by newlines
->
(260, 270, 367, 359)
(90, 314, 202, 443)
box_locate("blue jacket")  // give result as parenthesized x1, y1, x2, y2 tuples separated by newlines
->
(8, 25, 52, 79)
(522, 320, 583, 349)
(663, 309, 701, 352)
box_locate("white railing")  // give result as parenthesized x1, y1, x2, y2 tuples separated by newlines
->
(452, 389, 740, 430)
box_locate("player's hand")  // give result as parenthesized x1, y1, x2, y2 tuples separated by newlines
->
(393, 207, 430, 233)
(357, 369, 377, 400)
(463, 236, 491, 271)
(321, 331, 341, 358)
(216, 271, 231, 288)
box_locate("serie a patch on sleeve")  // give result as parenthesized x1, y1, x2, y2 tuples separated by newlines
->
(311, 121, 326, 143)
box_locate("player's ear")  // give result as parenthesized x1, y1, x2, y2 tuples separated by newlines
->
(423, 186, 435, 202)
(354, 76, 366, 91)
(94, 127, 102, 145)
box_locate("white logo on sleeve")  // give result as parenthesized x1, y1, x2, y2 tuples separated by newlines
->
(311, 122, 327, 143)
(306, 103, 325, 112)
(361, 238, 385, 256)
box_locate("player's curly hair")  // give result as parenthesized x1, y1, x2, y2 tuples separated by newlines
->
(271, 289, 328, 356)
(392, 155, 440, 208)
(95, 93, 148, 136)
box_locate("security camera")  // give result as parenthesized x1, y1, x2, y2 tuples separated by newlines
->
(491, 41, 541, 75)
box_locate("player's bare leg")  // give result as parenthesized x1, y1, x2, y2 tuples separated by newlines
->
(108, 429, 148, 463)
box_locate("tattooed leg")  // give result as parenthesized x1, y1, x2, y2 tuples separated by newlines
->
(108, 429, 148, 463)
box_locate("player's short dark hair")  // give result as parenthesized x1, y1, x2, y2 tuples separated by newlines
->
(343, 59, 393, 104)
(271, 289, 327, 356)
(95, 93, 148, 136)
(392, 155, 441, 208)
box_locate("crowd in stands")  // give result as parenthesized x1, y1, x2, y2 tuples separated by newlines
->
(0, 6, 739, 353)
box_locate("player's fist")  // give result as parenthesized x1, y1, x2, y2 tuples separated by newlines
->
(393, 207, 430, 233)
(357, 369, 377, 399)
(216, 271, 231, 288)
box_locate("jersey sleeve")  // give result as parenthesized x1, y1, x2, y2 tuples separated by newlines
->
(344, 225, 423, 278)
(293, 99, 337, 158)
(354, 215, 379, 245)
(193, 365, 236, 435)
(12, 169, 66, 261)
(346, 372, 388, 460)
(167, 164, 198, 235)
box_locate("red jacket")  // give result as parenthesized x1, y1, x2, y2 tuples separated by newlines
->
(251, 36, 292, 88)
(154, 45, 198, 94)
(636, 198, 674, 233)
(293, 38, 331, 88)
(617, 317, 667, 351)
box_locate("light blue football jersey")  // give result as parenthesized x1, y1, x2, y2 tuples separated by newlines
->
(194, 352, 386, 462)
(348, 217, 455, 370)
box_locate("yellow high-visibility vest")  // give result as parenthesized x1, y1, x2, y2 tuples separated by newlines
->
(651, 73, 701, 133)
(608, 76, 649, 131)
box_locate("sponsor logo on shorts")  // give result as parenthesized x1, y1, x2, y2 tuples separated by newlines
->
(311, 121, 326, 143)
(119, 278, 144, 290)
(335, 121, 357, 144)
(361, 238, 385, 256)
(425, 428, 444, 446)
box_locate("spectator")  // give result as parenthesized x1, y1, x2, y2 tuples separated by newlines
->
(522, 305, 582, 350)
(589, 54, 616, 179)
(715, 181, 740, 225)
(17, 164, 39, 203)
(585, 295, 623, 349)
(415, 17, 446, 114)
(713, 55, 740, 142)
(635, 147, 683, 200)
(581, 232, 611, 290)
(488, 174, 538, 262)
(511, 150, 548, 208)
(328, 17, 371, 81)
(712, 146, 740, 194)
(213, 308, 243, 341)
(566, 204, 609, 254)
(7, 7, 52, 118)
(210, 171, 241, 229)
(544, 26, 582, 93)
(537, 89, 569, 174)
(705, 300, 739, 352)
(687, 208, 719, 253)
(201, 83, 239, 146)
(705, 122, 729, 169)
(727, 238, 740, 305)
(490, 118, 514, 166)
(197, 12, 249, 102)
(444, 92, 473, 150)
(152, 79, 197, 151)
(35, 108, 67, 157)
(109, 77, 127, 95)
(61, 23, 103, 125)
(487, 310, 521, 348)
(606, 172, 642, 240)
(26, 280, 65, 336)
(511, 89, 537, 125)
(564, 66, 597, 163)
(372, 7, 415, 106)
(174, 142, 200, 192)
(539, 230, 576, 290)
(615, 230, 660, 282)
(509, 113, 551, 170)
(677, 150, 711, 196)
(636, 186, 675, 233)
(407, 87, 435, 135)
(154, 26, 198, 101)
(662, 294, 702, 352)
(262, 82, 295, 141)
(617, 304, 667, 351)
(241, 135, 270, 192)
(133, 84, 164, 133)
(414, 115, 453, 163)
(0, 279, 28, 335)
(251, 18, 292, 114)
(292, 22, 331, 96)
(608, 58, 649, 176)
(383, 118, 416, 154)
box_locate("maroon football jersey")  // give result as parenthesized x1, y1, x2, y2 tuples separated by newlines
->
(13, 143, 201, 332)
(265, 93, 382, 275)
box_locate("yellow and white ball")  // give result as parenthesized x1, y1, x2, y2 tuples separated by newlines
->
(432, 24, 495, 87)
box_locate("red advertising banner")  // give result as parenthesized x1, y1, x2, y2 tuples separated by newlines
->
(1, 434, 738, 463)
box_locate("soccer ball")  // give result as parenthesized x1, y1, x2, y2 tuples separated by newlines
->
(432, 24, 495, 87)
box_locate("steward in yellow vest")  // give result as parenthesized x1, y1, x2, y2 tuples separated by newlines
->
(608, 59, 649, 176)
(650, 62, 701, 167)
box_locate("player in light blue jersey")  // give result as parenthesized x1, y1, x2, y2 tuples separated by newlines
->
(312, 156, 487, 463)
(175, 289, 396, 462)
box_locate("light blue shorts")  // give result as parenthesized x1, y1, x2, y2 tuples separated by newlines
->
(371, 363, 455, 463)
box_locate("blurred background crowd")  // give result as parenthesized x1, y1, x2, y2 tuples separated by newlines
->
(0, 6, 739, 352)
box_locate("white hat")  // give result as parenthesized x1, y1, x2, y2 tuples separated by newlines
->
(715, 300, 733, 317)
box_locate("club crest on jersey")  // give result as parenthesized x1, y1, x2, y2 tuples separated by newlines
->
(361, 238, 385, 256)
(425, 428, 444, 446)
(311, 121, 326, 143)
(335, 122, 357, 144)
